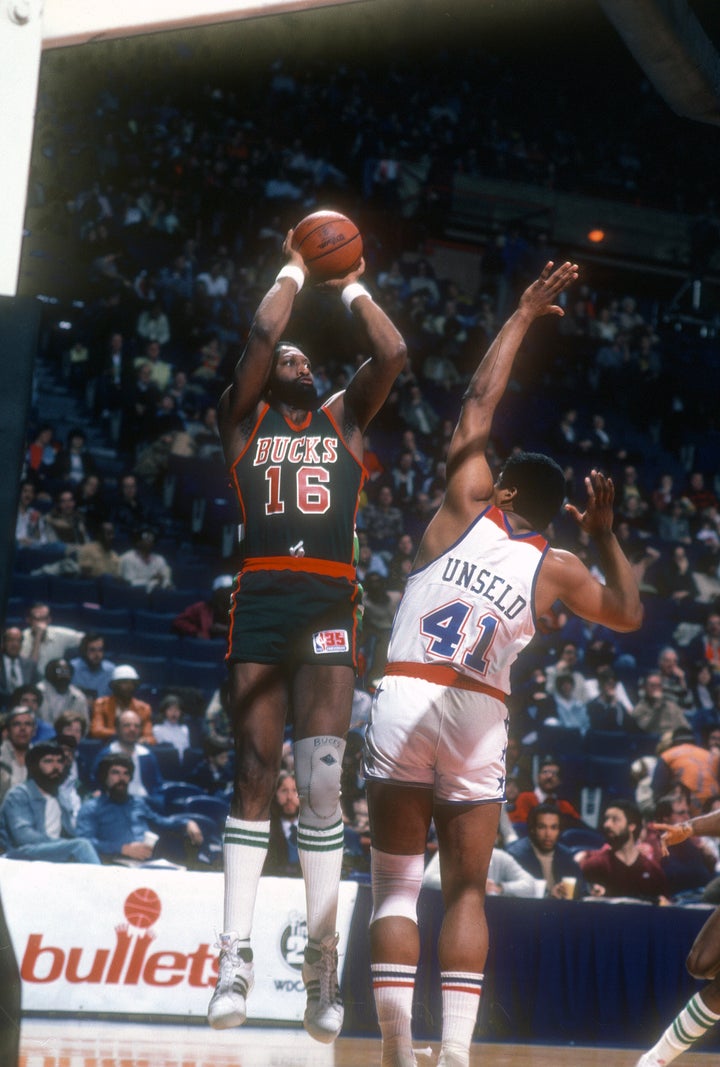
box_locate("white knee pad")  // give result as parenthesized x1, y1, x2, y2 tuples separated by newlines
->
(294, 735, 345, 824)
(370, 848, 425, 925)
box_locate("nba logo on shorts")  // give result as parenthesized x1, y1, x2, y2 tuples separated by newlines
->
(313, 629, 349, 654)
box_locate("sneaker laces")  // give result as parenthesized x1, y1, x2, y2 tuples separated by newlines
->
(214, 933, 252, 993)
(314, 934, 342, 1006)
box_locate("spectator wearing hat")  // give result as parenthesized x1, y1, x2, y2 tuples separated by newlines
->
(76, 753, 204, 866)
(0, 741, 100, 863)
(37, 658, 90, 729)
(90, 664, 155, 743)
(70, 632, 117, 701)
(187, 735, 234, 795)
(94, 708, 164, 803)
(171, 575, 233, 640)
(0, 706, 36, 805)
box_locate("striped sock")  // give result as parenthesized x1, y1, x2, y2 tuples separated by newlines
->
(371, 962, 416, 1065)
(222, 817, 270, 936)
(649, 992, 720, 1064)
(298, 817, 345, 941)
(439, 971, 484, 1066)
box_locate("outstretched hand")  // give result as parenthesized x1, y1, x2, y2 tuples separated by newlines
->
(564, 469, 615, 539)
(647, 821, 694, 856)
(518, 260, 579, 319)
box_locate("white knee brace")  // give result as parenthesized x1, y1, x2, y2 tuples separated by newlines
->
(294, 735, 345, 825)
(370, 848, 426, 925)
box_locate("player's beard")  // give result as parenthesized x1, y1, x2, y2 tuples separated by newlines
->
(269, 377, 319, 411)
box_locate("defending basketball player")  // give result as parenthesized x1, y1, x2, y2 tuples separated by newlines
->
(363, 261, 643, 1067)
(207, 229, 406, 1042)
(634, 810, 720, 1066)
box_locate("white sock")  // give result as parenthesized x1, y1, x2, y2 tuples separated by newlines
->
(222, 816, 270, 937)
(440, 971, 484, 1063)
(648, 991, 720, 1064)
(298, 817, 345, 940)
(371, 962, 416, 1064)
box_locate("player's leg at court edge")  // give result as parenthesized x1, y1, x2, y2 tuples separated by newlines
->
(636, 907, 720, 1066)
(207, 663, 286, 1029)
(367, 781, 434, 1067)
(431, 801, 500, 1067)
(293, 664, 354, 1043)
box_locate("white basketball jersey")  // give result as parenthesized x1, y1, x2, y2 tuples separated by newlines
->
(386, 505, 548, 694)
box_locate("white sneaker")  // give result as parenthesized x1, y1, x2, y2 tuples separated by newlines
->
(437, 1048, 469, 1067)
(302, 933, 344, 1043)
(635, 1055, 665, 1067)
(382, 1045, 433, 1067)
(207, 932, 254, 1030)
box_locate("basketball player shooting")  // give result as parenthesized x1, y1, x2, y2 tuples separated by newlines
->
(362, 260, 644, 1067)
(207, 225, 406, 1043)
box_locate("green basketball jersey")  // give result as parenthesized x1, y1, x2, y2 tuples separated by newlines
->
(230, 402, 366, 570)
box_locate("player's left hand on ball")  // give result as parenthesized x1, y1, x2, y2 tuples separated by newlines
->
(317, 257, 366, 292)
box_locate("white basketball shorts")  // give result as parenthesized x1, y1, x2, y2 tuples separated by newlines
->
(362, 674, 509, 804)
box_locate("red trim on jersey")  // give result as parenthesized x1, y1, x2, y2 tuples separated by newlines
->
(322, 401, 369, 483)
(384, 661, 506, 701)
(485, 505, 547, 551)
(241, 555, 356, 580)
(229, 403, 274, 526)
(280, 409, 313, 432)
(320, 401, 369, 566)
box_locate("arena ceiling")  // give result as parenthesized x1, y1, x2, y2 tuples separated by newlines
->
(1, 0, 720, 296)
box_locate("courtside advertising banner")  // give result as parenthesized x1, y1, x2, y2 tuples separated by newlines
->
(1, 860, 358, 1020)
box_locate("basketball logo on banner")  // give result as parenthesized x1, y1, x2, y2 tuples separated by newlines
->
(279, 910, 307, 971)
(124, 888, 162, 930)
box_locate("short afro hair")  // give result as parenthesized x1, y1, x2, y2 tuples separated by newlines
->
(96, 753, 135, 786)
(496, 451, 566, 531)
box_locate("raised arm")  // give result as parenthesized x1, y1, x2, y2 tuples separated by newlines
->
(443, 261, 578, 516)
(217, 233, 308, 451)
(538, 470, 644, 633)
(328, 270, 407, 438)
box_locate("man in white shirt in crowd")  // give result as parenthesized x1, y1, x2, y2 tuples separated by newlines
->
(21, 603, 84, 674)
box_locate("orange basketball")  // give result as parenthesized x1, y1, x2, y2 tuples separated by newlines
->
(124, 887, 162, 929)
(291, 210, 363, 281)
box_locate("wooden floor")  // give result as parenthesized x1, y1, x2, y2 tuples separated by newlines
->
(16, 1019, 712, 1067)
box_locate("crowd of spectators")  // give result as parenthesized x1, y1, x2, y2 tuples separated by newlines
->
(4, 27, 720, 893)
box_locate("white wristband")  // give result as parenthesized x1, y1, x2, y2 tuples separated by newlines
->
(341, 282, 372, 311)
(276, 264, 305, 292)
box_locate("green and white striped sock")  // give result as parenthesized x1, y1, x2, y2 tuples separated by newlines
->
(222, 816, 270, 936)
(298, 817, 345, 941)
(649, 992, 720, 1064)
